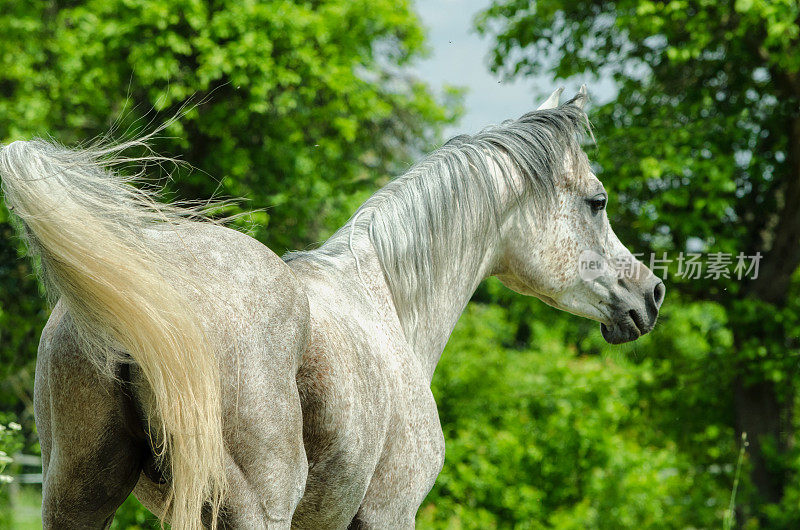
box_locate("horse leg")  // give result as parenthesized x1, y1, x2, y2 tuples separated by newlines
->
(350, 387, 445, 529)
(134, 447, 304, 529)
(215, 310, 309, 528)
(35, 307, 145, 529)
(217, 376, 307, 528)
(349, 441, 439, 530)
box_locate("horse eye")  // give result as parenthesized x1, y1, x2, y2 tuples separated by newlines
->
(586, 195, 607, 213)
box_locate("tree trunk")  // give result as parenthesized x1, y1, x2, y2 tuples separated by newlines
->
(733, 376, 787, 505)
(734, 111, 800, 519)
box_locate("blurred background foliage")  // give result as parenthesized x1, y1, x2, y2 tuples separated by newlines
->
(1, 0, 799, 528)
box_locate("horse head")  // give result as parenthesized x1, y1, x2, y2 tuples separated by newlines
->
(496, 86, 665, 344)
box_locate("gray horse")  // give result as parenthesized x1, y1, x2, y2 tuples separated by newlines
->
(0, 87, 663, 529)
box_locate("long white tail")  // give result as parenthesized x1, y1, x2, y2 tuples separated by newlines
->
(0, 137, 226, 529)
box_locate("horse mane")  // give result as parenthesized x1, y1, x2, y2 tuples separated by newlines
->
(285, 100, 591, 342)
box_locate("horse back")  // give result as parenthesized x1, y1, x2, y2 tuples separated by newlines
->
(145, 222, 311, 364)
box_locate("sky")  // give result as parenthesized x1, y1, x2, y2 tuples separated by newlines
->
(412, 0, 616, 138)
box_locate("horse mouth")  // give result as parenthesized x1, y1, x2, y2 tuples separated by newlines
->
(600, 310, 649, 344)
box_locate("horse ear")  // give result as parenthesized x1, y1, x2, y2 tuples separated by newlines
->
(572, 84, 588, 110)
(537, 87, 564, 110)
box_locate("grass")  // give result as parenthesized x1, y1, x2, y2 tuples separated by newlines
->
(723, 431, 748, 530)
(4, 485, 42, 530)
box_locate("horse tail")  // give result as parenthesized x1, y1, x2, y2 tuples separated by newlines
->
(0, 137, 226, 529)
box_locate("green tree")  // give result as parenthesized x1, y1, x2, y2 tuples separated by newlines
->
(478, 0, 800, 525)
(0, 0, 459, 250)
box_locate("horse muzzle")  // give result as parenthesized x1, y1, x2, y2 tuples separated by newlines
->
(601, 277, 665, 344)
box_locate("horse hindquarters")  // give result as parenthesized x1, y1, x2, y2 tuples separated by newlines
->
(130, 234, 313, 529)
(36, 303, 146, 529)
(38, 285, 312, 530)
(134, 304, 311, 529)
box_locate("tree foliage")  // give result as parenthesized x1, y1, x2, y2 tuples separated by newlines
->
(420, 288, 736, 528)
(0, 0, 460, 249)
(478, 0, 800, 525)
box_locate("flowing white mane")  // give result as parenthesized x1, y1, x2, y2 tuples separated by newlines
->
(285, 100, 591, 340)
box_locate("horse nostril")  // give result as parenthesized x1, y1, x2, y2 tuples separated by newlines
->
(652, 281, 665, 309)
(628, 309, 646, 334)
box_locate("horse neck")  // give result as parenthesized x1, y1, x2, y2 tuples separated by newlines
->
(322, 231, 494, 383)
(303, 145, 525, 380)
(361, 191, 505, 381)
(402, 234, 498, 380)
